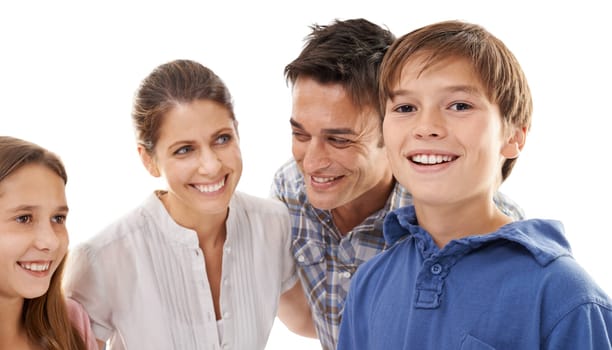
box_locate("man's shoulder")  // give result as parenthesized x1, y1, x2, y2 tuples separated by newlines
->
(273, 158, 303, 183)
(272, 158, 307, 202)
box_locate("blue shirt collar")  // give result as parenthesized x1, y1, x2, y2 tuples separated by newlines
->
(384, 205, 572, 266)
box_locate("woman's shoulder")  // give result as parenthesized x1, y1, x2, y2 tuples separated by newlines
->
(233, 191, 288, 215)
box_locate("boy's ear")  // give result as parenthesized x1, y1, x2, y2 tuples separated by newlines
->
(501, 126, 527, 160)
(138, 145, 161, 177)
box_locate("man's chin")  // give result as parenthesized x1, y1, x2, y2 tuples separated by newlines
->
(306, 192, 341, 211)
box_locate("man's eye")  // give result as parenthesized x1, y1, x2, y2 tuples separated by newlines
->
(52, 215, 67, 224)
(450, 102, 472, 111)
(16, 215, 32, 224)
(292, 131, 310, 142)
(328, 137, 351, 146)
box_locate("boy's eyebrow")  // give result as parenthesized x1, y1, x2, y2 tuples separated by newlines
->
(444, 85, 482, 96)
(389, 84, 483, 99)
(290, 118, 356, 135)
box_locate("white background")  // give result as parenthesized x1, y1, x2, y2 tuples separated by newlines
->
(2, 1, 611, 348)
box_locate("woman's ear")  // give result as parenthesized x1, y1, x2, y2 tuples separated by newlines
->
(501, 126, 527, 160)
(138, 145, 161, 177)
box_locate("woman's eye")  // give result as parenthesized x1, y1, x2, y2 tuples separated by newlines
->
(215, 134, 232, 145)
(174, 145, 192, 155)
(16, 215, 32, 224)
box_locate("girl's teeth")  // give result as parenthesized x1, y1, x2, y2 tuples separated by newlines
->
(19, 262, 51, 272)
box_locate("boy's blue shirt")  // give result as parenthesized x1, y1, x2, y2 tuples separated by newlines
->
(337, 205, 612, 350)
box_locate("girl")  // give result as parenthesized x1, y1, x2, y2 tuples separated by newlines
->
(0, 136, 97, 350)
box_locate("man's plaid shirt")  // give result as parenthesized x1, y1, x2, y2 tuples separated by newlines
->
(271, 159, 524, 350)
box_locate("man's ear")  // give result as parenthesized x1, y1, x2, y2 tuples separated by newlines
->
(501, 126, 527, 159)
(138, 145, 161, 177)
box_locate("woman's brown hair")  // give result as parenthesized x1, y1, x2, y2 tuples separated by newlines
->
(132, 59, 236, 155)
(0, 135, 86, 350)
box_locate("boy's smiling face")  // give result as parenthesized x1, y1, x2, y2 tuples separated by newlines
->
(382, 54, 524, 209)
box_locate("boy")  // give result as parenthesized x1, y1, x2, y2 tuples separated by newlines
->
(337, 20, 612, 349)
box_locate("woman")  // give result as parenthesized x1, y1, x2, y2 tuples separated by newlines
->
(0, 136, 97, 350)
(63, 59, 311, 350)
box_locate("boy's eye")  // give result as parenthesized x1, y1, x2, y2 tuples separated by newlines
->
(16, 215, 32, 224)
(450, 102, 472, 111)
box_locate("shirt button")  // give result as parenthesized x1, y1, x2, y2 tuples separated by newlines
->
(342, 271, 351, 279)
(223, 311, 231, 319)
(297, 255, 305, 263)
(430, 263, 442, 275)
(224, 246, 231, 254)
(223, 278, 230, 286)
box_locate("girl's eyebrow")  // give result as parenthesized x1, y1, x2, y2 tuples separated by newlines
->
(8, 204, 69, 212)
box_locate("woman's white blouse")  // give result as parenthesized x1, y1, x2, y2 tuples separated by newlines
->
(63, 191, 297, 350)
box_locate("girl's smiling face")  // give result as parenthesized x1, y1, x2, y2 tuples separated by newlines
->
(0, 163, 69, 302)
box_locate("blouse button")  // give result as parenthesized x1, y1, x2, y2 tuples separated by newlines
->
(297, 255, 305, 263)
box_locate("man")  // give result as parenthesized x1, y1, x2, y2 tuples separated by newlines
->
(273, 18, 524, 350)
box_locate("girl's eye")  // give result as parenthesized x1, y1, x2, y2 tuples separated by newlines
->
(450, 102, 472, 111)
(52, 215, 67, 224)
(16, 215, 32, 224)
(174, 145, 193, 155)
(394, 104, 416, 113)
(215, 134, 232, 145)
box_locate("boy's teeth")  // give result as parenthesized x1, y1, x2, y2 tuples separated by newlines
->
(411, 154, 454, 164)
